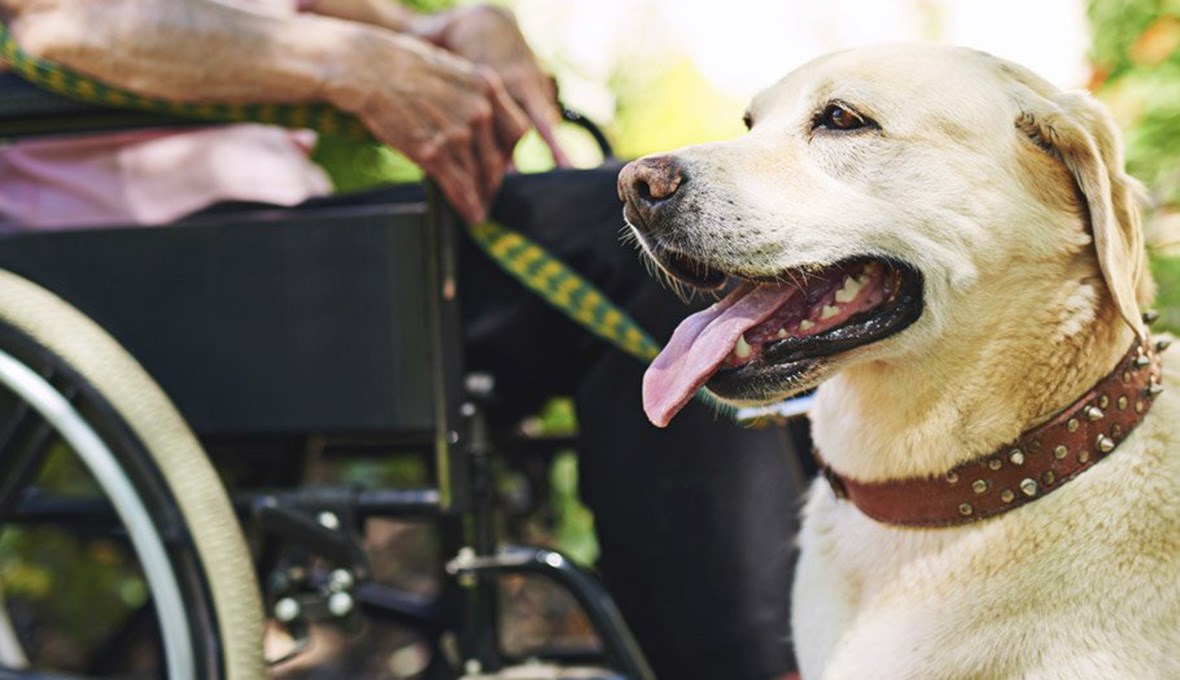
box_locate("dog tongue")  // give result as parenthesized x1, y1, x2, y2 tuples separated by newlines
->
(643, 283, 799, 427)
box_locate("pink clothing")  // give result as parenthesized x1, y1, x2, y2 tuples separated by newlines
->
(0, 125, 331, 229)
(0, 0, 330, 230)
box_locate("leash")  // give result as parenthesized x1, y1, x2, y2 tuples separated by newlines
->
(0, 24, 692, 383)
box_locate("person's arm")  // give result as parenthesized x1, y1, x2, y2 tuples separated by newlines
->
(0, 0, 528, 222)
(300, 0, 570, 166)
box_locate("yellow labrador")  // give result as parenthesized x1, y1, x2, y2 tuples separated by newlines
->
(618, 44, 1179, 679)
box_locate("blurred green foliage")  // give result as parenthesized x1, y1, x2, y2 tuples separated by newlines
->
(1089, 0, 1180, 336)
(610, 57, 746, 159)
(1089, 0, 1180, 204)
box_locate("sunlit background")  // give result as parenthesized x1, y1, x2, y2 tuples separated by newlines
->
(520, 0, 1091, 158)
(329, 0, 1177, 247)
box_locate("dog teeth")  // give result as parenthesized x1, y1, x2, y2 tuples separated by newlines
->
(777, 328, 791, 338)
(834, 273, 866, 303)
(798, 320, 815, 331)
(734, 334, 753, 360)
(820, 305, 841, 319)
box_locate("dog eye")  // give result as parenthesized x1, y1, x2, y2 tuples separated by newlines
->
(816, 103, 872, 131)
(742, 112, 753, 130)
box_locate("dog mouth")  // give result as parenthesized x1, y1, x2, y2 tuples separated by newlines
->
(642, 252, 924, 427)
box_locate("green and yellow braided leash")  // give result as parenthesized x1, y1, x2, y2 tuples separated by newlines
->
(0, 24, 670, 369)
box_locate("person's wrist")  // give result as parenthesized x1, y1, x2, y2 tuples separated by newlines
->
(318, 25, 388, 115)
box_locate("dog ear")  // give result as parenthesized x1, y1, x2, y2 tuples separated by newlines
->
(1014, 88, 1151, 340)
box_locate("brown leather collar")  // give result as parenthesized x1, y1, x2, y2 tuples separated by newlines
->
(818, 337, 1166, 528)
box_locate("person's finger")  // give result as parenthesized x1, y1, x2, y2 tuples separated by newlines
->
(471, 105, 506, 200)
(480, 68, 529, 157)
(523, 93, 572, 168)
(421, 149, 486, 223)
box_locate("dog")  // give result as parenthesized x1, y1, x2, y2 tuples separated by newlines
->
(617, 44, 1179, 679)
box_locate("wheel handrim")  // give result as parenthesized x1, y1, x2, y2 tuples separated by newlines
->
(0, 348, 195, 679)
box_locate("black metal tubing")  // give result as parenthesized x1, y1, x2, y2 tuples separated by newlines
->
(252, 498, 360, 568)
(561, 107, 615, 160)
(353, 581, 447, 634)
(447, 546, 656, 680)
(12, 485, 445, 529)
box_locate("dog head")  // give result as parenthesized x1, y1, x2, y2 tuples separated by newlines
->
(620, 44, 1151, 427)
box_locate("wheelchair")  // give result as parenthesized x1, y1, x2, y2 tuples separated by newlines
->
(0, 73, 656, 679)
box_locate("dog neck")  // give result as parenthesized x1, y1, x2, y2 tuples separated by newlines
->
(811, 279, 1135, 484)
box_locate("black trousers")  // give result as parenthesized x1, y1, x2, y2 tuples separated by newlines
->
(247, 167, 807, 679)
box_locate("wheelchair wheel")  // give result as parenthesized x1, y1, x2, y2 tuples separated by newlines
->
(0, 270, 264, 678)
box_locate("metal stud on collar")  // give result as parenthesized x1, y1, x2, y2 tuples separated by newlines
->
(1096, 434, 1115, 453)
(1143, 310, 1160, 324)
(1084, 405, 1104, 421)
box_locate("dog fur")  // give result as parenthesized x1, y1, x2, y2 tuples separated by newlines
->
(630, 45, 1180, 678)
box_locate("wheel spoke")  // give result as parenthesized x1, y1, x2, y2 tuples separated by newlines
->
(0, 401, 59, 524)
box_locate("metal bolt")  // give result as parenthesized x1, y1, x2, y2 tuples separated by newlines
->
(464, 373, 495, 397)
(329, 569, 354, 592)
(465, 659, 483, 676)
(274, 597, 300, 623)
(317, 512, 340, 531)
(460, 402, 477, 417)
(327, 591, 354, 617)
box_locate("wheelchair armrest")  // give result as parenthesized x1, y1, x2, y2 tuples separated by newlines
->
(0, 72, 191, 138)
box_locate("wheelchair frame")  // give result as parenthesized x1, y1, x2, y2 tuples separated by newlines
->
(0, 73, 654, 680)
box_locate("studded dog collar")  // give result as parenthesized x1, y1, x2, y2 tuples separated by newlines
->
(818, 333, 1166, 528)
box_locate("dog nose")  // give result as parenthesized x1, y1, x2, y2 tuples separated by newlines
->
(618, 155, 688, 232)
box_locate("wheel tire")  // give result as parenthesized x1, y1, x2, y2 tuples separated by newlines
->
(0, 270, 264, 679)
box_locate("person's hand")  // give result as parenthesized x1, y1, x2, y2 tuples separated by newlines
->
(326, 34, 529, 223)
(424, 5, 571, 167)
